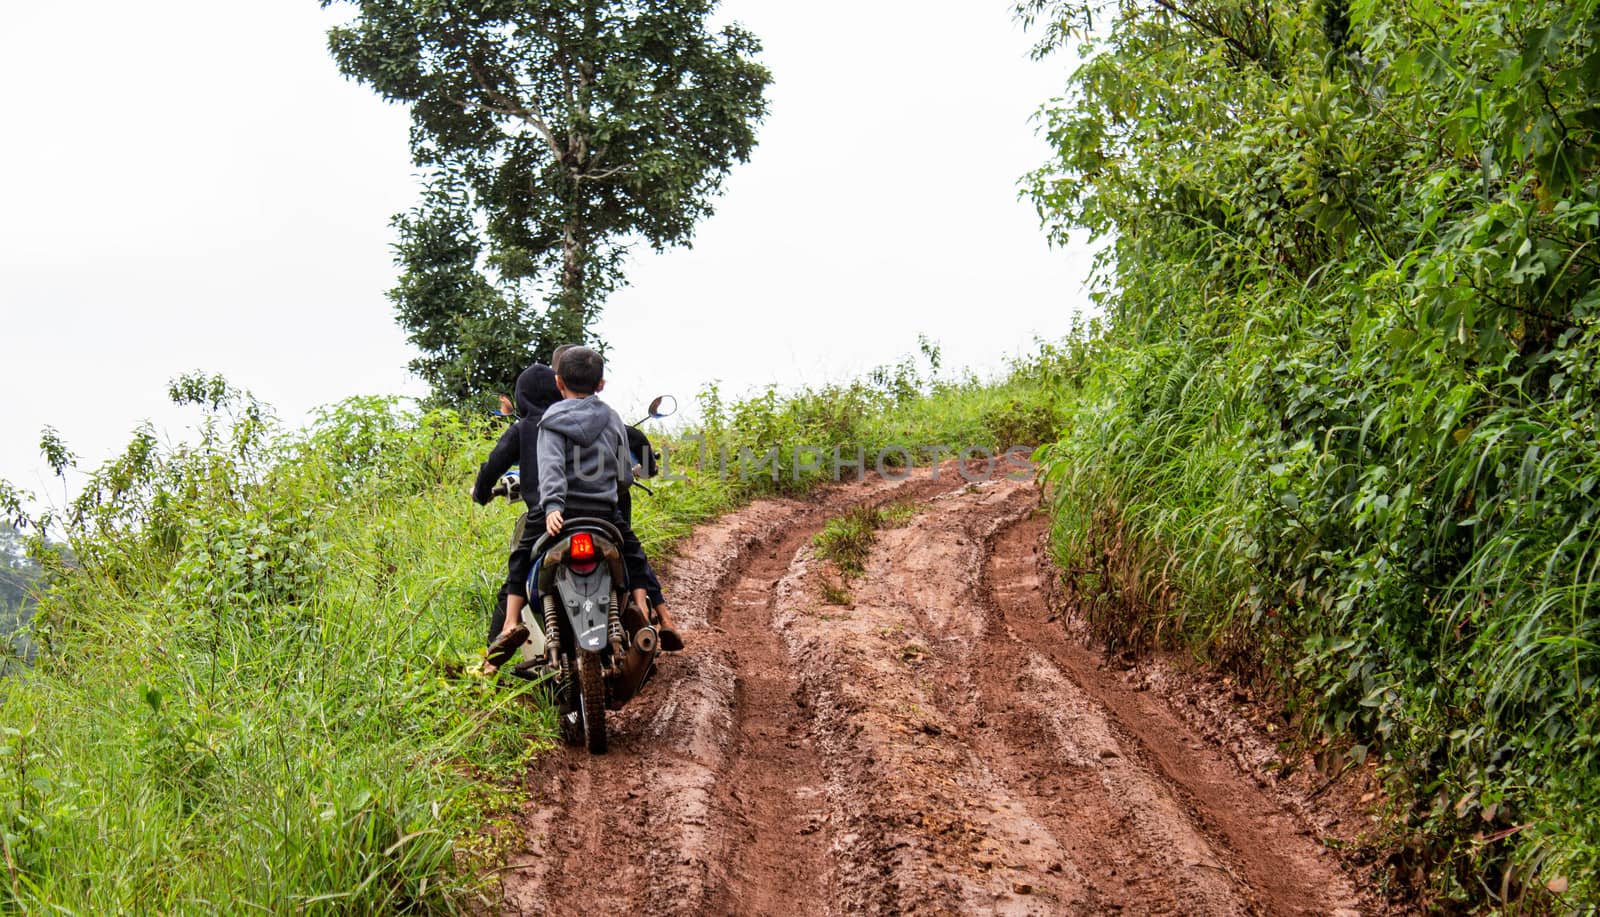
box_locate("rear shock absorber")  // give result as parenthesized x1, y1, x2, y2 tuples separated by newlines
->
(542, 593, 561, 665)
(607, 594, 625, 658)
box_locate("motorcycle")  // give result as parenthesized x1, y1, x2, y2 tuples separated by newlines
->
(487, 395, 677, 753)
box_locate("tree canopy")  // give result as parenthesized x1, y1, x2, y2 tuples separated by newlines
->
(324, 0, 772, 404)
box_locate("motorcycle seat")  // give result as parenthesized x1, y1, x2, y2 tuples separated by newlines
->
(531, 516, 624, 559)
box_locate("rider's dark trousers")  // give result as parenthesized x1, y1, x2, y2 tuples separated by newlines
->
(502, 512, 542, 600)
(487, 513, 544, 647)
(619, 488, 666, 607)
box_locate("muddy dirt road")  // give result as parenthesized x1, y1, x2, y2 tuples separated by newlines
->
(496, 468, 1374, 915)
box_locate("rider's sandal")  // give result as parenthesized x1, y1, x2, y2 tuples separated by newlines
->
(656, 627, 685, 652)
(485, 624, 530, 670)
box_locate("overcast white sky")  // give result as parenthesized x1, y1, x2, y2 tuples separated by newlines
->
(0, 0, 1093, 503)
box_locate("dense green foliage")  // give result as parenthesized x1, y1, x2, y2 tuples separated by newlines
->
(0, 381, 556, 911)
(386, 178, 552, 407)
(1022, 0, 1599, 904)
(0, 355, 1056, 911)
(324, 0, 772, 406)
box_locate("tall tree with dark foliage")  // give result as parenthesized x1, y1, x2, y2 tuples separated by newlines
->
(324, 0, 771, 405)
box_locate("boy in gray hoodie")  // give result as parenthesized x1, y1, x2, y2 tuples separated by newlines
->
(538, 346, 684, 650)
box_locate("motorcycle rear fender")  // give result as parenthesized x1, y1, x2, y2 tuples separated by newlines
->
(532, 532, 626, 653)
(552, 563, 612, 652)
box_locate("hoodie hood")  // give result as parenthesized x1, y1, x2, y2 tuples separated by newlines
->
(514, 364, 560, 420)
(539, 395, 615, 447)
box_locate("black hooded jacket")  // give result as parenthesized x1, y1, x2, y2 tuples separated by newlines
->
(470, 364, 561, 508)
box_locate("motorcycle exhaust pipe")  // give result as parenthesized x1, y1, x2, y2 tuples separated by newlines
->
(608, 626, 659, 709)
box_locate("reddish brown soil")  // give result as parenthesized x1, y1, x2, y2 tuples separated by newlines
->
(494, 470, 1389, 915)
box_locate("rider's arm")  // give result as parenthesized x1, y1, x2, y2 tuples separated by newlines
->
(471, 420, 521, 505)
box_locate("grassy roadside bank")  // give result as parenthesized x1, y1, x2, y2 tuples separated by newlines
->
(1018, 0, 1600, 905)
(0, 355, 1057, 912)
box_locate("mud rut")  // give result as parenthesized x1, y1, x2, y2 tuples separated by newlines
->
(498, 469, 1370, 916)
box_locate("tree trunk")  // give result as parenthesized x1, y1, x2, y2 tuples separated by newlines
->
(552, 220, 589, 345)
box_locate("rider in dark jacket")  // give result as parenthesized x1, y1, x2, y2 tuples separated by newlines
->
(472, 363, 561, 661)
(475, 349, 681, 671)
(472, 364, 560, 508)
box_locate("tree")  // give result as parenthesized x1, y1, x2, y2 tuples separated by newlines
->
(324, 0, 772, 403)
(386, 179, 544, 405)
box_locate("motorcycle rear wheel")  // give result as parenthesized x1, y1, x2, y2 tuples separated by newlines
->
(552, 674, 584, 748)
(577, 650, 607, 754)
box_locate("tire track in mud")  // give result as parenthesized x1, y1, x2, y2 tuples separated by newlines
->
(967, 497, 1365, 915)
(497, 470, 1372, 916)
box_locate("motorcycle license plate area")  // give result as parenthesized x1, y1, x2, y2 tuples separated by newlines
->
(554, 562, 611, 651)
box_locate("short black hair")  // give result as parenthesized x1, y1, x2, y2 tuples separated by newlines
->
(556, 346, 604, 395)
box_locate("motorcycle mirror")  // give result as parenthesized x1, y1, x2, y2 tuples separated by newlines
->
(648, 395, 677, 419)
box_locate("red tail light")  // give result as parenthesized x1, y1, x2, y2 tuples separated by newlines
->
(569, 532, 596, 562)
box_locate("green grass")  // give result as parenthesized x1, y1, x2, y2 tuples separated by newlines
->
(812, 503, 918, 578)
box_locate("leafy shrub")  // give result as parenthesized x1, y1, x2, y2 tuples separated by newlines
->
(984, 399, 1061, 448)
(167, 507, 326, 616)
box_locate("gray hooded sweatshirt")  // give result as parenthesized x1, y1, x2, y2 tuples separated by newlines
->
(536, 395, 634, 517)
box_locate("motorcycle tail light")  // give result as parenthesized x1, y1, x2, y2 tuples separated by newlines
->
(569, 532, 596, 562)
(570, 561, 599, 575)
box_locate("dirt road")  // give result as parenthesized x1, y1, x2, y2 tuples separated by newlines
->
(497, 467, 1374, 915)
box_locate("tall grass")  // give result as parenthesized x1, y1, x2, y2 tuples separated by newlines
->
(1, 388, 549, 911)
(1040, 297, 1600, 905)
